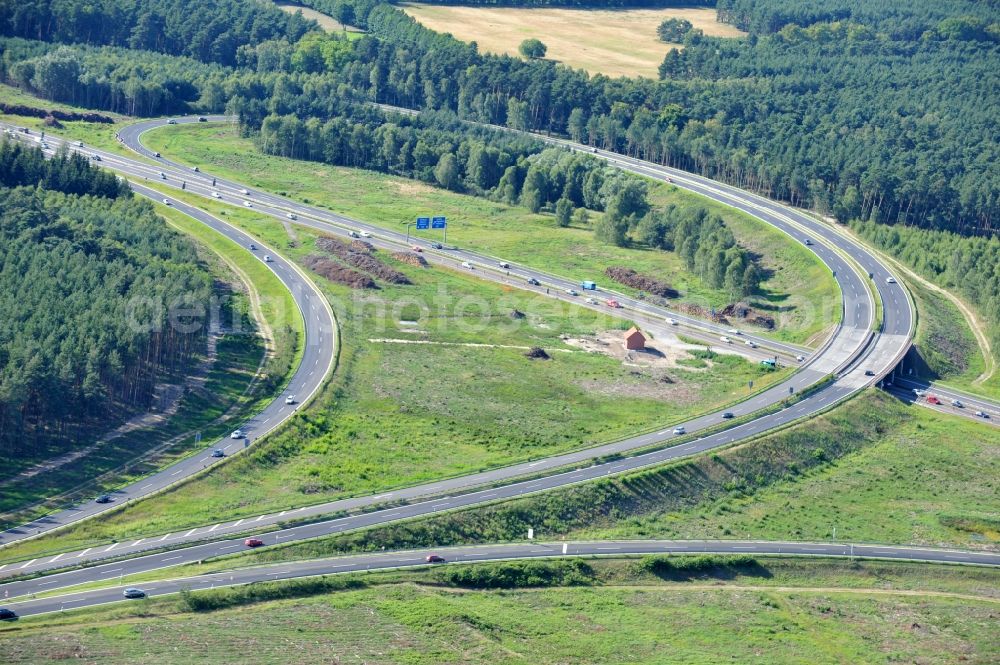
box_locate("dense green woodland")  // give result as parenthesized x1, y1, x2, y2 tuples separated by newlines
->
(0, 141, 212, 459)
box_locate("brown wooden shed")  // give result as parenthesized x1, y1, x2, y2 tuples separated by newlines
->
(623, 326, 646, 351)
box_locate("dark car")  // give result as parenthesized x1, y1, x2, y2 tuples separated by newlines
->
(123, 588, 146, 599)
(198, 116, 207, 122)
(245, 538, 264, 548)
(864, 370, 875, 376)
(432, 243, 443, 249)
(95, 494, 112, 504)
(722, 412, 734, 419)
(0, 608, 18, 621)
(426, 554, 445, 563)
(211, 449, 225, 458)
(527, 277, 541, 286)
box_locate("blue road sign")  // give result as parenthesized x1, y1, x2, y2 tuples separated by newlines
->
(431, 216, 447, 229)
(416, 217, 430, 230)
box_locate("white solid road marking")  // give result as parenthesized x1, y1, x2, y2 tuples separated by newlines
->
(209, 524, 220, 532)
(184, 528, 197, 537)
(219, 544, 240, 551)
(20, 559, 37, 569)
(159, 533, 172, 541)
(140, 484, 153, 490)
(232, 519, 244, 528)
(49, 553, 64, 563)
(131, 539, 144, 547)
(171, 469, 183, 476)
(77, 548, 92, 558)
(255, 515, 266, 521)
(162, 555, 182, 562)
(105, 543, 118, 552)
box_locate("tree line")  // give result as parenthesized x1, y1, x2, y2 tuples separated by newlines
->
(0, 139, 129, 198)
(0, 144, 212, 459)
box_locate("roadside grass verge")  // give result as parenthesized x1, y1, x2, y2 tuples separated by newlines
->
(142, 122, 838, 345)
(0, 201, 297, 528)
(1, 558, 996, 664)
(0, 203, 793, 560)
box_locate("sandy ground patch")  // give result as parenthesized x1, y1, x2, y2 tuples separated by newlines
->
(400, 4, 745, 78)
(275, 3, 362, 32)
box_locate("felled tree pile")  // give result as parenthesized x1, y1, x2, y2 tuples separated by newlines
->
(317, 236, 410, 284)
(392, 251, 428, 267)
(720, 303, 776, 330)
(303, 255, 376, 289)
(604, 267, 679, 298)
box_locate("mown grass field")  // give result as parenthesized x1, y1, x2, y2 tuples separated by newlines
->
(144, 123, 839, 345)
(1, 559, 996, 664)
(0, 198, 794, 560)
(399, 3, 745, 78)
(0, 198, 300, 528)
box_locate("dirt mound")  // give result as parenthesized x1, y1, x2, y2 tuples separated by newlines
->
(303, 255, 377, 289)
(350, 239, 374, 253)
(720, 302, 776, 330)
(316, 236, 410, 284)
(393, 251, 429, 267)
(605, 267, 679, 298)
(676, 302, 728, 324)
(525, 346, 550, 360)
(0, 102, 114, 124)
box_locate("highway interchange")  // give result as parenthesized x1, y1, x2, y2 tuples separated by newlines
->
(0, 115, 997, 618)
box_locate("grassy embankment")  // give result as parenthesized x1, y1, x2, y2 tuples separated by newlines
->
(167, 390, 999, 571)
(1, 558, 997, 664)
(399, 3, 745, 78)
(145, 123, 840, 346)
(0, 197, 793, 562)
(0, 199, 300, 530)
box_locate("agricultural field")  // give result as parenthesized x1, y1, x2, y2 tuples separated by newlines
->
(143, 123, 839, 345)
(1, 559, 997, 664)
(0, 199, 794, 559)
(399, 3, 745, 78)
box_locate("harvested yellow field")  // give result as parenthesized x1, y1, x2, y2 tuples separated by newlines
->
(400, 4, 745, 78)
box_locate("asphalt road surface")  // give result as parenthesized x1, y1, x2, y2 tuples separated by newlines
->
(2, 540, 997, 619)
(0, 117, 918, 577)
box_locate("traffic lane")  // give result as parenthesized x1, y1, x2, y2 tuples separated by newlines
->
(5, 540, 997, 618)
(886, 386, 999, 424)
(3, 368, 849, 583)
(893, 377, 1000, 413)
(0, 180, 335, 547)
(122, 118, 814, 356)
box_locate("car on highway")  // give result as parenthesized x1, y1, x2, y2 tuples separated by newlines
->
(722, 412, 734, 419)
(239, 188, 249, 195)
(566, 289, 578, 296)
(286, 212, 297, 220)
(285, 395, 296, 405)
(726, 329, 741, 335)
(0, 608, 17, 621)
(162, 198, 171, 205)
(585, 297, 598, 304)
(432, 243, 444, 249)
(192, 166, 199, 172)
(796, 355, 806, 362)
(951, 399, 964, 408)
(526, 277, 540, 286)
(411, 245, 422, 252)
(926, 395, 941, 405)
(263, 255, 273, 262)
(167, 119, 177, 125)
(95, 494, 112, 504)
(230, 429, 245, 439)
(212, 191, 222, 198)
(720, 336, 732, 343)
(211, 449, 225, 458)
(886, 276, 896, 284)
(244, 538, 264, 548)
(249, 243, 257, 250)
(123, 588, 146, 599)
(198, 116, 207, 122)
(461, 261, 473, 269)
(804, 238, 813, 246)
(158, 172, 166, 179)
(75, 140, 84, 147)
(348, 231, 359, 238)
(498, 262, 510, 269)
(744, 340, 757, 348)
(974, 410, 989, 418)
(668, 318, 678, 325)
(90, 154, 101, 161)
(425, 554, 445, 563)
(913, 388, 926, 396)
(243, 200, 253, 207)
(40, 141, 50, 149)
(359, 230, 371, 238)
(673, 426, 686, 435)
(153, 151, 160, 158)
(606, 299, 621, 308)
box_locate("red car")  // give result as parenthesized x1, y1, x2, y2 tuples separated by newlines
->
(244, 538, 264, 547)
(926, 395, 941, 405)
(425, 554, 445, 563)
(411, 245, 422, 252)
(606, 299, 621, 308)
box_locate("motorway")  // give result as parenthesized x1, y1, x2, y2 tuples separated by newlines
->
(0, 132, 339, 547)
(0, 115, 914, 580)
(2, 540, 998, 618)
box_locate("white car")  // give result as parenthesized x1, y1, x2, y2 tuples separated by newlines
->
(263, 255, 273, 263)
(239, 188, 249, 195)
(720, 336, 732, 344)
(744, 340, 757, 348)
(796, 355, 806, 362)
(167, 119, 177, 125)
(566, 289, 578, 296)
(359, 230, 372, 238)
(192, 166, 200, 172)
(727, 329, 741, 335)
(285, 395, 296, 405)
(162, 198, 171, 205)
(668, 318, 678, 326)
(461, 261, 473, 269)
(230, 429, 244, 439)
(951, 399, 963, 408)
(244, 200, 253, 207)
(913, 388, 926, 397)
(212, 191, 222, 198)
(286, 212, 297, 220)
(75, 140, 84, 147)
(673, 426, 686, 435)
(159, 172, 167, 179)
(585, 297, 598, 305)
(886, 276, 896, 284)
